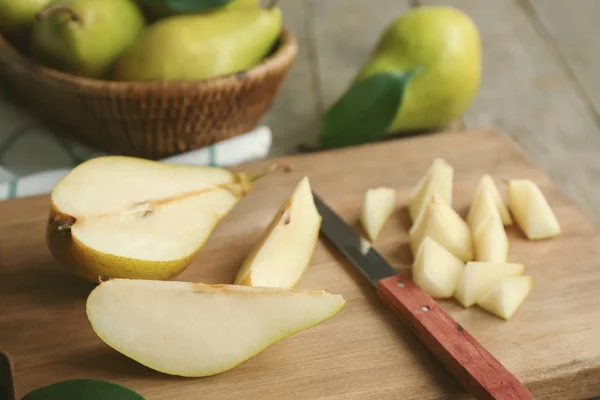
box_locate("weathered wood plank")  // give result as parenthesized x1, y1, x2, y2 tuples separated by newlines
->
(420, 0, 600, 224)
(525, 0, 600, 121)
(262, 0, 320, 156)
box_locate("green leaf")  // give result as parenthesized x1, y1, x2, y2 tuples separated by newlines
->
(142, 0, 235, 13)
(22, 379, 145, 400)
(318, 68, 420, 149)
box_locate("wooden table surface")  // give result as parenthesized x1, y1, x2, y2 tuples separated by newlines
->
(263, 0, 600, 227)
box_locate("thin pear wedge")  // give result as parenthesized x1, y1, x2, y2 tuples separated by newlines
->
(467, 182, 502, 232)
(408, 158, 453, 223)
(412, 236, 465, 299)
(409, 196, 474, 262)
(86, 278, 346, 377)
(454, 261, 525, 308)
(508, 179, 561, 240)
(469, 175, 512, 226)
(360, 186, 396, 241)
(47, 156, 283, 282)
(477, 275, 533, 320)
(233, 177, 321, 288)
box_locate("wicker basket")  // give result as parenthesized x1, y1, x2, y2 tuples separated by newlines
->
(0, 27, 298, 159)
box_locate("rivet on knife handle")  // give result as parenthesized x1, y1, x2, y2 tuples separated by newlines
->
(377, 275, 534, 400)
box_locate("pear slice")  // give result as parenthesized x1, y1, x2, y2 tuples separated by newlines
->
(233, 177, 321, 288)
(408, 158, 453, 222)
(473, 212, 509, 263)
(47, 156, 282, 282)
(409, 196, 474, 262)
(508, 180, 561, 240)
(412, 236, 465, 299)
(477, 275, 533, 320)
(86, 279, 346, 377)
(469, 175, 512, 226)
(360, 186, 396, 241)
(454, 261, 525, 308)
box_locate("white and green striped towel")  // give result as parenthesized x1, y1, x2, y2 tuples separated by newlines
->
(0, 87, 273, 200)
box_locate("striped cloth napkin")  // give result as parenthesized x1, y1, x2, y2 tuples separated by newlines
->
(0, 86, 273, 200)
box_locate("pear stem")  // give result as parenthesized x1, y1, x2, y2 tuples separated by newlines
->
(248, 163, 292, 182)
(266, 0, 279, 9)
(35, 5, 83, 24)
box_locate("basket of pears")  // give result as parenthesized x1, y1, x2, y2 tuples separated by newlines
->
(0, 0, 296, 159)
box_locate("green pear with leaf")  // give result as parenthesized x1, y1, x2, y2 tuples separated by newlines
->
(319, 6, 482, 148)
(0, 0, 51, 49)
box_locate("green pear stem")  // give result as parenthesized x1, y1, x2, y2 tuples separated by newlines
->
(35, 5, 83, 24)
(248, 163, 292, 182)
(266, 0, 279, 9)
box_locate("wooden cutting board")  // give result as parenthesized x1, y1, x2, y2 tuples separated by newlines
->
(1, 128, 599, 400)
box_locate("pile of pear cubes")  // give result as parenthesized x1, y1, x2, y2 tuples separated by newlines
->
(360, 158, 561, 320)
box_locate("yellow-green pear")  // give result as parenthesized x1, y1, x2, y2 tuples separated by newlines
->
(112, 5, 282, 81)
(30, 0, 146, 78)
(357, 6, 481, 133)
(0, 0, 51, 49)
(86, 278, 346, 377)
(46, 156, 281, 282)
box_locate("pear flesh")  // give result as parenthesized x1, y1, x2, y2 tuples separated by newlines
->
(469, 175, 512, 226)
(412, 236, 465, 299)
(454, 261, 525, 308)
(477, 275, 533, 320)
(473, 212, 508, 263)
(361, 186, 396, 241)
(408, 158, 453, 222)
(30, 0, 146, 79)
(409, 196, 474, 262)
(47, 156, 254, 282)
(112, 6, 282, 81)
(508, 180, 561, 240)
(86, 279, 346, 377)
(233, 177, 321, 288)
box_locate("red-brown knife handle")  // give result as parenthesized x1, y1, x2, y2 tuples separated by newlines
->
(377, 274, 534, 400)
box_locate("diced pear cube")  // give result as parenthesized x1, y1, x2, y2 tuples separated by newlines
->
(408, 158, 453, 223)
(477, 275, 533, 320)
(508, 180, 560, 240)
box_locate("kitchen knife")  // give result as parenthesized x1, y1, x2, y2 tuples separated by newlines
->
(312, 193, 534, 400)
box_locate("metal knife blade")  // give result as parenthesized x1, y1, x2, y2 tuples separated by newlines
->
(313, 192, 397, 287)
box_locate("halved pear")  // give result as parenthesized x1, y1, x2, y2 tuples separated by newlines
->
(233, 177, 321, 288)
(508, 179, 561, 240)
(409, 196, 474, 262)
(412, 236, 465, 299)
(46, 156, 278, 282)
(477, 275, 533, 320)
(473, 212, 509, 263)
(86, 279, 345, 377)
(454, 261, 525, 308)
(469, 175, 512, 226)
(360, 186, 396, 242)
(408, 158, 453, 222)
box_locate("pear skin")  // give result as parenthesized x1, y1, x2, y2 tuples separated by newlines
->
(30, 0, 146, 78)
(138, 0, 260, 19)
(355, 6, 481, 133)
(112, 6, 282, 81)
(0, 0, 50, 49)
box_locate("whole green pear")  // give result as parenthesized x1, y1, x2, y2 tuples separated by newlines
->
(137, 0, 259, 19)
(111, 5, 282, 82)
(30, 0, 146, 79)
(0, 0, 51, 49)
(355, 6, 481, 133)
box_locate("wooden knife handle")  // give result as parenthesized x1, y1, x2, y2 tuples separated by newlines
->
(377, 274, 534, 400)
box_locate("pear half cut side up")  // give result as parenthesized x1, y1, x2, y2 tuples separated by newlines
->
(46, 156, 287, 282)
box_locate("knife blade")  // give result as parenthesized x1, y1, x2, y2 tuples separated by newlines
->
(313, 192, 534, 400)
